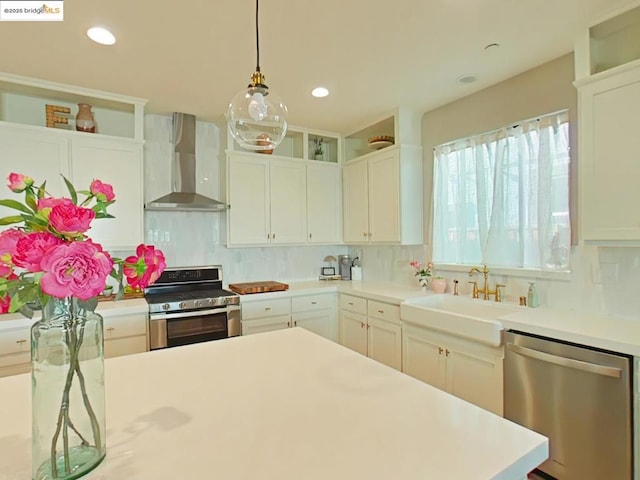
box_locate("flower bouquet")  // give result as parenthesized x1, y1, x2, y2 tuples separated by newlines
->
(410, 260, 433, 289)
(0, 173, 166, 479)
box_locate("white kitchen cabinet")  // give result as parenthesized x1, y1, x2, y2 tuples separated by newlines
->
(291, 293, 337, 341)
(241, 297, 292, 335)
(576, 64, 640, 242)
(70, 136, 144, 250)
(403, 322, 504, 415)
(0, 123, 144, 249)
(342, 145, 423, 245)
(0, 124, 69, 226)
(0, 306, 148, 378)
(103, 311, 148, 359)
(339, 294, 402, 370)
(0, 325, 31, 378)
(306, 163, 341, 244)
(242, 293, 337, 341)
(227, 154, 307, 246)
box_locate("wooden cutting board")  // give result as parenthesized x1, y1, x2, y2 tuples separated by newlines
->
(228, 281, 289, 295)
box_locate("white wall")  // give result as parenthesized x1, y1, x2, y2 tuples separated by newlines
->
(143, 114, 347, 284)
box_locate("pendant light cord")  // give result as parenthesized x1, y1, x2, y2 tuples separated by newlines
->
(255, 0, 260, 72)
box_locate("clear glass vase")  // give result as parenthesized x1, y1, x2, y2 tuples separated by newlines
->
(31, 297, 106, 480)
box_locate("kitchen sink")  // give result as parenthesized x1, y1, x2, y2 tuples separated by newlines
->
(401, 295, 521, 346)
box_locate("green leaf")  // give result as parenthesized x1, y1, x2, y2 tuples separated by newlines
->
(62, 174, 77, 204)
(9, 292, 27, 314)
(25, 190, 38, 212)
(0, 199, 32, 214)
(0, 215, 23, 226)
(37, 181, 47, 199)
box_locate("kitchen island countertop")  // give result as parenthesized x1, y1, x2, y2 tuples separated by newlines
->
(0, 328, 547, 479)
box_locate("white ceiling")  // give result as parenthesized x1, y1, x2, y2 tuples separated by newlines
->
(0, 0, 634, 134)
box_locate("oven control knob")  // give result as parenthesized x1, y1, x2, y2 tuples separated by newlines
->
(208, 298, 214, 306)
(179, 302, 186, 309)
(162, 303, 170, 311)
(194, 300, 202, 308)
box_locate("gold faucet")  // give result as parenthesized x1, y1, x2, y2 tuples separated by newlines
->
(468, 265, 498, 301)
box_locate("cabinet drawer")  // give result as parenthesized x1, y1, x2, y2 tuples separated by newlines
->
(291, 294, 334, 313)
(367, 300, 400, 325)
(241, 298, 291, 319)
(103, 313, 147, 339)
(339, 294, 367, 315)
(0, 327, 31, 356)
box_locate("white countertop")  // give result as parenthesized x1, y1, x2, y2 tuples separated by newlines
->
(236, 280, 428, 304)
(0, 328, 547, 479)
(238, 280, 640, 356)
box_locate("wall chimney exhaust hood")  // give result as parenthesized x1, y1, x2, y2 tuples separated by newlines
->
(145, 112, 229, 212)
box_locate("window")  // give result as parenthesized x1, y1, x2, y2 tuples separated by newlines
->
(432, 110, 570, 271)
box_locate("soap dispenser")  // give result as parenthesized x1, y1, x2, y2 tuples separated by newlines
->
(527, 282, 539, 308)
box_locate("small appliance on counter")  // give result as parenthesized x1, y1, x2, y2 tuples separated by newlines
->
(319, 255, 341, 281)
(338, 255, 352, 280)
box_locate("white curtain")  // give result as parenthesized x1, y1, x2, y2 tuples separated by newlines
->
(432, 111, 570, 271)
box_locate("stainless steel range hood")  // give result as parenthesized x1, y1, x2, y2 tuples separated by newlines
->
(145, 112, 229, 212)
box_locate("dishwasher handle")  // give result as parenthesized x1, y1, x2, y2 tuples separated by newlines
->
(507, 343, 622, 378)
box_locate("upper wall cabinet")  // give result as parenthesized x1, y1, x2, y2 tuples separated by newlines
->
(574, 3, 640, 243)
(0, 73, 146, 250)
(342, 108, 423, 245)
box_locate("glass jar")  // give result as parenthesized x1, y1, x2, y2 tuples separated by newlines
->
(31, 297, 106, 480)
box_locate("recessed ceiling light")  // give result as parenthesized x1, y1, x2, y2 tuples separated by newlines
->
(87, 26, 116, 46)
(311, 87, 329, 98)
(457, 74, 478, 84)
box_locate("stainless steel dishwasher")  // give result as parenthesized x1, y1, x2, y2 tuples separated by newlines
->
(504, 330, 632, 480)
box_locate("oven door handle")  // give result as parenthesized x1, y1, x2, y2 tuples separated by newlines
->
(150, 308, 232, 321)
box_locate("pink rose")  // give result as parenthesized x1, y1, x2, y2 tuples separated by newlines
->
(124, 244, 166, 289)
(0, 263, 16, 279)
(0, 229, 25, 264)
(37, 197, 67, 211)
(40, 240, 113, 299)
(7, 173, 33, 193)
(90, 179, 115, 202)
(13, 232, 64, 272)
(48, 199, 96, 237)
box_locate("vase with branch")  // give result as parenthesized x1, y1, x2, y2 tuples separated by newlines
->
(0, 173, 166, 479)
(313, 137, 325, 161)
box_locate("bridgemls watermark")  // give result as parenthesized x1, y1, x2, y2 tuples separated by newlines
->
(0, 1, 64, 21)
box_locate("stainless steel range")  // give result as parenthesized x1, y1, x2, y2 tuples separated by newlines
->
(145, 266, 240, 350)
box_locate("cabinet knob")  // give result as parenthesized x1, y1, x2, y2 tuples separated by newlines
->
(287, 322, 291, 328)
(377, 309, 384, 314)
(106, 327, 115, 332)
(348, 302, 354, 306)
(16, 339, 27, 345)
(265, 307, 271, 311)
(438, 347, 443, 355)
(293, 321, 297, 327)
(309, 233, 312, 239)
(364, 232, 368, 237)
(360, 321, 365, 328)
(267, 233, 271, 239)
(445, 349, 450, 357)
(311, 301, 317, 305)
(272, 233, 276, 239)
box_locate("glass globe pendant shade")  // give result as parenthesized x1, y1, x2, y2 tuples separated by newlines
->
(226, 83, 288, 151)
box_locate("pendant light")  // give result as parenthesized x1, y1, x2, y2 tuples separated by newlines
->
(226, 0, 288, 151)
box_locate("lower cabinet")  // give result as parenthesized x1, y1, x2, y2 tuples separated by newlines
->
(0, 309, 148, 378)
(402, 322, 504, 415)
(0, 326, 31, 378)
(339, 294, 402, 371)
(241, 293, 337, 341)
(103, 311, 148, 359)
